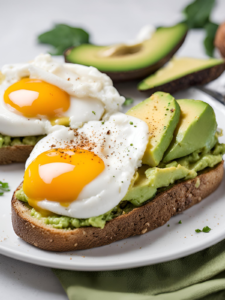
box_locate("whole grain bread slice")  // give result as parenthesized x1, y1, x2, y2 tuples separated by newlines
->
(0, 145, 34, 165)
(11, 162, 224, 252)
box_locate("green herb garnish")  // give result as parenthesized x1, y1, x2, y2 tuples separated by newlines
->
(0, 181, 10, 196)
(92, 111, 96, 115)
(202, 226, 211, 233)
(130, 122, 133, 125)
(38, 24, 89, 55)
(123, 97, 134, 106)
(183, 0, 215, 29)
(178, 220, 182, 224)
(195, 226, 211, 233)
(183, 0, 218, 57)
(204, 22, 219, 56)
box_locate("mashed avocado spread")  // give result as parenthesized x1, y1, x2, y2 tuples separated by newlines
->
(0, 134, 45, 148)
(15, 142, 225, 230)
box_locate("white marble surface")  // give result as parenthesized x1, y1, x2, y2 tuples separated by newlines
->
(0, 0, 225, 299)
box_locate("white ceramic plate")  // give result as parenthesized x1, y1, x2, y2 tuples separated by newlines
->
(0, 88, 225, 271)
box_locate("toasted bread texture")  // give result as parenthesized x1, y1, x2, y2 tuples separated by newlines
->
(11, 162, 224, 252)
(0, 145, 34, 165)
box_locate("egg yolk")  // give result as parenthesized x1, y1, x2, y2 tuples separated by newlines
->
(23, 148, 105, 210)
(4, 78, 70, 119)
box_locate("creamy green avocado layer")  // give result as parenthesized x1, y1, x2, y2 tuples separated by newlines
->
(15, 142, 225, 229)
(0, 134, 45, 148)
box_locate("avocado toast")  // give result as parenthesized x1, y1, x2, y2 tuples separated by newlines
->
(11, 92, 225, 251)
(0, 135, 44, 164)
(0, 54, 124, 164)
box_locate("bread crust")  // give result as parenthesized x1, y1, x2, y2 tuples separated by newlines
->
(139, 63, 225, 96)
(0, 145, 34, 165)
(11, 162, 224, 252)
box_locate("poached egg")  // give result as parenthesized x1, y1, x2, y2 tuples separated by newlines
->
(23, 112, 149, 218)
(0, 54, 124, 136)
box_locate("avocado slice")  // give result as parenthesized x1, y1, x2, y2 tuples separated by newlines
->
(123, 164, 190, 206)
(138, 57, 225, 95)
(163, 99, 217, 163)
(126, 92, 180, 167)
(64, 24, 187, 81)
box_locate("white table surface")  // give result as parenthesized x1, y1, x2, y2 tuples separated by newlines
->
(0, 0, 225, 298)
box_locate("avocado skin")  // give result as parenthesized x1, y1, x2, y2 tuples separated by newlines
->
(64, 26, 187, 82)
(138, 63, 225, 96)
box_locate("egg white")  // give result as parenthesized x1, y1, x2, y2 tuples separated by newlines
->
(0, 54, 124, 136)
(26, 112, 149, 218)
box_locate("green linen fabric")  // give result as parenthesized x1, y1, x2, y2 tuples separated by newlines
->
(53, 239, 225, 300)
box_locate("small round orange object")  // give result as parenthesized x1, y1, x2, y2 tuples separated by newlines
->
(4, 78, 70, 119)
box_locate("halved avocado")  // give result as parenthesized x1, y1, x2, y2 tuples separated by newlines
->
(64, 24, 188, 82)
(138, 57, 225, 95)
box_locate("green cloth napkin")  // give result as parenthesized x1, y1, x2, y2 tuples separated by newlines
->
(53, 239, 225, 300)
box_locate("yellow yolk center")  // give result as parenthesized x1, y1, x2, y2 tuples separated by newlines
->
(4, 78, 70, 119)
(23, 148, 105, 211)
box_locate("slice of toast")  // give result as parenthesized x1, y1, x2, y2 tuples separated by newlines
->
(0, 145, 34, 164)
(11, 162, 224, 252)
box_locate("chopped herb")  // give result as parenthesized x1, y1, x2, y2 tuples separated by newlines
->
(134, 126, 137, 127)
(178, 220, 182, 224)
(0, 181, 10, 196)
(92, 111, 96, 115)
(195, 226, 212, 233)
(167, 224, 170, 227)
(113, 176, 115, 177)
(121, 181, 123, 183)
(164, 126, 167, 130)
(130, 122, 133, 125)
(123, 97, 134, 106)
(202, 226, 211, 233)
(101, 121, 105, 125)
(37, 24, 89, 55)
(165, 114, 167, 116)
(166, 108, 169, 111)
(130, 144, 133, 146)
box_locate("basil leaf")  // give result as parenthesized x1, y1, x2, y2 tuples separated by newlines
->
(38, 24, 89, 55)
(204, 22, 219, 57)
(183, 0, 215, 29)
